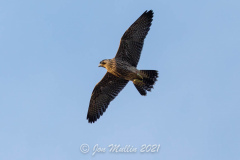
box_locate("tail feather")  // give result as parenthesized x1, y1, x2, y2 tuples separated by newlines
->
(134, 70, 158, 96)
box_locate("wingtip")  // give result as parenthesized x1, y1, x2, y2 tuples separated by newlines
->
(146, 10, 154, 16)
(148, 10, 153, 13)
(87, 118, 96, 124)
(87, 115, 96, 124)
(142, 10, 153, 20)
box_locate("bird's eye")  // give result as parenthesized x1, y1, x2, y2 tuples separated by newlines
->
(101, 61, 106, 64)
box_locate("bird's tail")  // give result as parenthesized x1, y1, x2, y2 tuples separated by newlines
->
(133, 70, 158, 96)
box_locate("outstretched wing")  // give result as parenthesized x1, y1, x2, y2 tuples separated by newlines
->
(87, 72, 128, 123)
(115, 10, 153, 67)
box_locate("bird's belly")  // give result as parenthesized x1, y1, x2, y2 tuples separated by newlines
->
(109, 68, 138, 81)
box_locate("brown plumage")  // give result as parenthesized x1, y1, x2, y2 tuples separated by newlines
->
(87, 10, 158, 123)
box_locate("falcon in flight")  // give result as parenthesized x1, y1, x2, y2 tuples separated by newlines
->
(87, 10, 158, 123)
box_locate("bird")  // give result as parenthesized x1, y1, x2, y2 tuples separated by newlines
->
(87, 10, 158, 123)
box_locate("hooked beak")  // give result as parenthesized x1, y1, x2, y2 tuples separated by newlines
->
(98, 64, 102, 67)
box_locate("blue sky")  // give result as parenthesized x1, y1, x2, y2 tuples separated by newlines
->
(0, 0, 240, 160)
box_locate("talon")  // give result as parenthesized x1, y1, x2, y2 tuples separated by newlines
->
(133, 79, 143, 83)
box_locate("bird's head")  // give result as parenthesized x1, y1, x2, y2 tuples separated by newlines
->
(98, 59, 110, 68)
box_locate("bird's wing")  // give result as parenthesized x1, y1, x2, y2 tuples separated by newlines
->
(87, 72, 128, 123)
(115, 10, 153, 67)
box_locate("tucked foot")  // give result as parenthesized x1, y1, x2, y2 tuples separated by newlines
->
(133, 79, 145, 87)
(133, 79, 143, 83)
